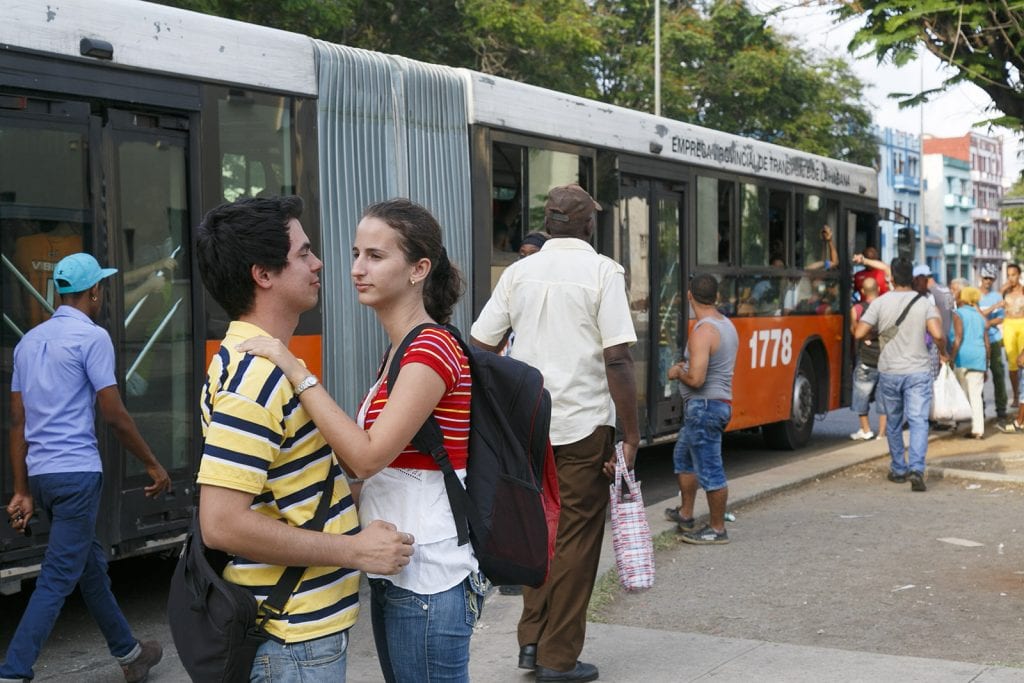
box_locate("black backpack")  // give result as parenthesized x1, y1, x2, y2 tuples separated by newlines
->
(385, 323, 559, 587)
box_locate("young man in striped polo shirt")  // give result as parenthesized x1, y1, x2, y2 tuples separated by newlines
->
(193, 196, 414, 681)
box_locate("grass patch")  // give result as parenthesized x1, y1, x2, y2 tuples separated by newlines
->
(587, 528, 681, 622)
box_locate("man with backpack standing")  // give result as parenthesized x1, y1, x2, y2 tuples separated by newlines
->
(855, 258, 948, 492)
(471, 183, 640, 683)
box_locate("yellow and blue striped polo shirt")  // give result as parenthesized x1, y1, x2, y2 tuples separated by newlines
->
(197, 320, 360, 643)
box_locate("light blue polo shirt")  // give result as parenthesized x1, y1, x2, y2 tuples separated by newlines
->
(980, 290, 1004, 343)
(11, 306, 117, 475)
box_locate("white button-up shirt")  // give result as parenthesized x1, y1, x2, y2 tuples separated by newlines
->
(471, 238, 636, 445)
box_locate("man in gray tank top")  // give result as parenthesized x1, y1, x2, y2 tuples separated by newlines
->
(665, 274, 738, 544)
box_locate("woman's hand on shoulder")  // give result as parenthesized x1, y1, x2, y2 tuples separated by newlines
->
(236, 336, 305, 382)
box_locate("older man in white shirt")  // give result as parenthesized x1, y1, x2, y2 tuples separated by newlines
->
(471, 184, 640, 683)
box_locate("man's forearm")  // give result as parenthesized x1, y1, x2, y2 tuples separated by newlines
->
(606, 358, 640, 446)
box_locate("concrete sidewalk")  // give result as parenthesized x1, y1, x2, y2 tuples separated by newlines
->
(433, 430, 1022, 682)
(61, 428, 1022, 682)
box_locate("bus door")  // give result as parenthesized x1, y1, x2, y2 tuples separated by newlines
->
(102, 109, 194, 547)
(0, 98, 194, 558)
(619, 175, 685, 441)
(1, 97, 94, 557)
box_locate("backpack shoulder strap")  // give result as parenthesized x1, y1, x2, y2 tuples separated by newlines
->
(257, 471, 336, 626)
(387, 323, 475, 546)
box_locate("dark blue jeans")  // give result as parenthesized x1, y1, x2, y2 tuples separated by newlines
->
(369, 574, 485, 682)
(878, 372, 932, 475)
(0, 472, 136, 680)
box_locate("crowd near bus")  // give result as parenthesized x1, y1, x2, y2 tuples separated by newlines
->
(0, 1, 892, 681)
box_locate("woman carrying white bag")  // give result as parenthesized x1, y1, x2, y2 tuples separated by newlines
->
(946, 286, 989, 437)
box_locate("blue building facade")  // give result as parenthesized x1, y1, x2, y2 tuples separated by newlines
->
(875, 127, 922, 264)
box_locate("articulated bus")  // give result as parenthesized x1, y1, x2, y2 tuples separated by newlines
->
(0, 0, 878, 591)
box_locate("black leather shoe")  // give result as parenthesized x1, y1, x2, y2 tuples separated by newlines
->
(518, 644, 537, 670)
(535, 660, 599, 681)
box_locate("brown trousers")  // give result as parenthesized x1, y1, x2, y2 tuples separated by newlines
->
(518, 426, 613, 671)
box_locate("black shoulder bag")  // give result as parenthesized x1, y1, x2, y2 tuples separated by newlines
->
(877, 293, 924, 353)
(168, 474, 335, 683)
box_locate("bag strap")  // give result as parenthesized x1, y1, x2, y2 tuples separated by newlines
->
(383, 323, 482, 547)
(893, 293, 924, 327)
(257, 472, 336, 626)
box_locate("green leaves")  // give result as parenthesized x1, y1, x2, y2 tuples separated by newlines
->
(839, 0, 1024, 132)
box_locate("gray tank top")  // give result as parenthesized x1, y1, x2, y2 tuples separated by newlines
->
(681, 315, 738, 402)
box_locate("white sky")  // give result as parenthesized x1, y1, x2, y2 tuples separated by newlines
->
(751, 0, 1024, 185)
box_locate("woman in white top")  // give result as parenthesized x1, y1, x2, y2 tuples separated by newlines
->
(240, 199, 481, 682)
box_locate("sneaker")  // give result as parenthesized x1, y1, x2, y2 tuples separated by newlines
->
(999, 420, 1022, 433)
(908, 471, 927, 492)
(850, 429, 875, 441)
(664, 506, 697, 531)
(887, 471, 907, 484)
(122, 640, 162, 683)
(679, 524, 729, 545)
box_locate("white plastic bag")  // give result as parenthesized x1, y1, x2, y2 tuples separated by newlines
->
(930, 364, 972, 422)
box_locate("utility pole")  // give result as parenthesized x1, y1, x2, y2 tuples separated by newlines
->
(918, 55, 927, 269)
(654, 0, 661, 117)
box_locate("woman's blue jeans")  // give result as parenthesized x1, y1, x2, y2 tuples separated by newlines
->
(0, 472, 136, 680)
(369, 574, 484, 682)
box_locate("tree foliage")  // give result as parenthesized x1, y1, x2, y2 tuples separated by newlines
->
(838, 0, 1024, 131)
(592, 0, 877, 165)
(155, 0, 877, 165)
(1002, 177, 1024, 262)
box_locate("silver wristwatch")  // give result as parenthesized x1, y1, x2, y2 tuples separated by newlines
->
(294, 375, 319, 396)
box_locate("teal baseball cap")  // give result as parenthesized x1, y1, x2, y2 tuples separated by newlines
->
(53, 253, 118, 294)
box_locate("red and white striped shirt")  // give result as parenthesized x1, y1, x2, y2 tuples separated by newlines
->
(363, 327, 471, 470)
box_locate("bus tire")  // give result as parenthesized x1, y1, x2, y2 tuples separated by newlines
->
(762, 355, 817, 450)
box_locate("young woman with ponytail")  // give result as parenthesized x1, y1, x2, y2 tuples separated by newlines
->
(239, 198, 482, 682)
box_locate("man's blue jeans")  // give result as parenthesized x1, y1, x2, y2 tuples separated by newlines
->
(0, 472, 137, 680)
(877, 371, 933, 475)
(369, 574, 485, 682)
(250, 630, 348, 683)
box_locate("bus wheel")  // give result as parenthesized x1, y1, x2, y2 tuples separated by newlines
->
(762, 356, 817, 450)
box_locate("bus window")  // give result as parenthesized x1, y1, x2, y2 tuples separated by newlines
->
(768, 190, 789, 264)
(526, 148, 582, 235)
(740, 183, 769, 266)
(2, 113, 92, 334)
(696, 176, 732, 266)
(489, 141, 590, 289)
(796, 194, 839, 268)
(619, 189, 650, 417)
(217, 93, 294, 202)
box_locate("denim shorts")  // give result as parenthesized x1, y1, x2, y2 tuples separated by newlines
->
(672, 398, 731, 491)
(851, 363, 885, 416)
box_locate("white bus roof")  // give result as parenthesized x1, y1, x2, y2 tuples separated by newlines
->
(465, 71, 879, 198)
(2, 0, 878, 198)
(1, 0, 316, 96)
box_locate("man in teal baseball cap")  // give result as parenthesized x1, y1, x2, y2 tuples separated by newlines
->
(2, 252, 170, 683)
(52, 252, 118, 294)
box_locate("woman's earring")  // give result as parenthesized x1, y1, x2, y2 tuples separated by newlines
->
(90, 295, 98, 302)
(410, 278, 416, 286)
